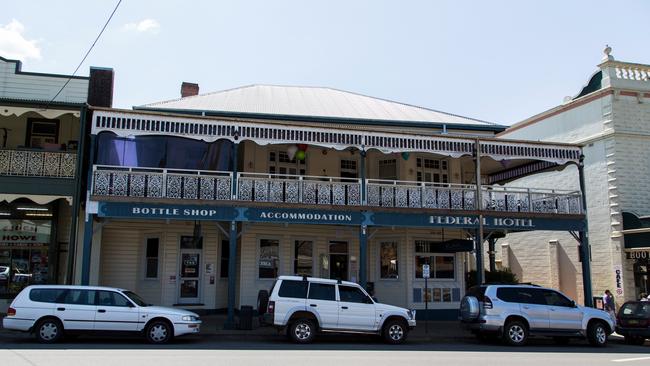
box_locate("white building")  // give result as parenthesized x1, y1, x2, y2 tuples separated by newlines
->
(498, 47, 650, 305)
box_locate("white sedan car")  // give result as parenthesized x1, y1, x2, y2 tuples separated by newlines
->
(2, 285, 201, 344)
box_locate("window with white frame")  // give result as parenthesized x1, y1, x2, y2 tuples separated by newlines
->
(379, 241, 399, 279)
(378, 159, 397, 180)
(416, 157, 449, 184)
(414, 240, 455, 279)
(340, 159, 358, 178)
(259, 239, 279, 279)
(269, 150, 306, 176)
(144, 237, 160, 279)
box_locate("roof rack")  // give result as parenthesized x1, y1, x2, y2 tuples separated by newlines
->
(483, 282, 540, 287)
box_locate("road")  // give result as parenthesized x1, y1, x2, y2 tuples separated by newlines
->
(0, 332, 648, 366)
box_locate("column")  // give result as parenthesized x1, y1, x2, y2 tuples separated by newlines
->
(359, 225, 368, 288)
(488, 237, 496, 272)
(80, 133, 96, 286)
(578, 154, 593, 307)
(360, 150, 367, 205)
(231, 141, 239, 200)
(474, 140, 484, 285)
(225, 220, 238, 329)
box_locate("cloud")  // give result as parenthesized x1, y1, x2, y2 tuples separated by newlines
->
(123, 19, 161, 34)
(0, 19, 41, 61)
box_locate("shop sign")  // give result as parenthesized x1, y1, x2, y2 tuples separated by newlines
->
(247, 208, 361, 225)
(614, 265, 624, 296)
(98, 202, 236, 221)
(1, 220, 51, 247)
(422, 264, 430, 279)
(626, 251, 650, 259)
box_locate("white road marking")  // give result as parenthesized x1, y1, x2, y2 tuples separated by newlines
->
(612, 356, 650, 363)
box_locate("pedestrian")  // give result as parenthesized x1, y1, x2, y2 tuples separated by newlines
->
(604, 290, 616, 324)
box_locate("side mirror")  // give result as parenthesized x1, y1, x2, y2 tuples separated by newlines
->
(571, 301, 577, 308)
(372, 296, 378, 303)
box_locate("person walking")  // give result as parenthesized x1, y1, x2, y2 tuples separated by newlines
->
(604, 290, 616, 324)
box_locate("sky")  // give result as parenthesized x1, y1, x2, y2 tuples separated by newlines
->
(2, 0, 650, 125)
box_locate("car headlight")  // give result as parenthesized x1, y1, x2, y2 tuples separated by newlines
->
(182, 315, 199, 321)
(407, 310, 413, 319)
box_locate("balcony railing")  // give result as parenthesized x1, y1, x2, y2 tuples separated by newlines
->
(92, 165, 232, 200)
(367, 179, 476, 210)
(90, 166, 583, 215)
(481, 186, 582, 215)
(0, 149, 76, 178)
(237, 172, 361, 206)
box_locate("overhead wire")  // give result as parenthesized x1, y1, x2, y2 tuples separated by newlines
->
(46, 0, 123, 109)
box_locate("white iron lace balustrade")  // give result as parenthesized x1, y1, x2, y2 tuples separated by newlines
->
(366, 179, 477, 210)
(0, 149, 76, 178)
(481, 186, 582, 214)
(237, 172, 361, 206)
(92, 165, 232, 200)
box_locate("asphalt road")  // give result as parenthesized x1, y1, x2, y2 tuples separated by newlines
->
(0, 332, 648, 366)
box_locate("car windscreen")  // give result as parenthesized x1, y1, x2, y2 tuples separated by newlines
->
(620, 302, 650, 317)
(122, 290, 148, 306)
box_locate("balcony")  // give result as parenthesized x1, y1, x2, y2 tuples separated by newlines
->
(90, 166, 583, 215)
(0, 149, 77, 178)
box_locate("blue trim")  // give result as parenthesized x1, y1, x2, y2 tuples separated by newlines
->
(225, 221, 238, 329)
(359, 226, 368, 288)
(95, 202, 586, 232)
(133, 107, 507, 133)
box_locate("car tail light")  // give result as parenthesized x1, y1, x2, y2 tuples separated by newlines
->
(7, 307, 16, 316)
(482, 296, 493, 309)
(267, 301, 275, 314)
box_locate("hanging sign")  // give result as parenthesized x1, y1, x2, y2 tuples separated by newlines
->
(613, 265, 624, 296)
(422, 264, 430, 279)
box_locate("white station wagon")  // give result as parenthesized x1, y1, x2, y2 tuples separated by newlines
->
(2, 285, 201, 344)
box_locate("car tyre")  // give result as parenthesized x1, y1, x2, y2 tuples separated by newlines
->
(257, 290, 269, 315)
(587, 321, 608, 347)
(289, 318, 316, 344)
(382, 318, 409, 344)
(35, 318, 63, 344)
(145, 320, 173, 344)
(502, 320, 528, 346)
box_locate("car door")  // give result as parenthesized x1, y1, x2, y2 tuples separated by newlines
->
(94, 290, 140, 331)
(337, 285, 376, 331)
(517, 288, 550, 330)
(55, 289, 97, 330)
(541, 289, 583, 331)
(306, 282, 338, 329)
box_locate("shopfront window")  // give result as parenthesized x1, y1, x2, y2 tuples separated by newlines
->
(294, 240, 313, 276)
(0, 219, 51, 298)
(379, 241, 399, 279)
(144, 238, 159, 279)
(259, 239, 279, 279)
(414, 240, 455, 279)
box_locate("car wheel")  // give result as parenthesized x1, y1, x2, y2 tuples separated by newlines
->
(553, 336, 570, 345)
(587, 321, 608, 347)
(146, 320, 173, 344)
(289, 318, 316, 344)
(502, 320, 528, 346)
(35, 318, 63, 343)
(383, 319, 409, 344)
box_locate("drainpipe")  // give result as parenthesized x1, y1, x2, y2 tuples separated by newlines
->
(578, 153, 594, 307)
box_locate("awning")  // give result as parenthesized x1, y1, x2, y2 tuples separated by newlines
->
(0, 194, 72, 205)
(622, 212, 650, 250)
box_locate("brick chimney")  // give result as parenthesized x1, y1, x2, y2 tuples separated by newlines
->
(181, 82, 199, 98)
(87, 67, 114, 107)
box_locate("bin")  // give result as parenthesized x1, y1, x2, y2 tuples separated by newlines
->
(239, 305, 253, 330)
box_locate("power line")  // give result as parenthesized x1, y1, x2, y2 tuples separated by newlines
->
(46, 0, 123, 108)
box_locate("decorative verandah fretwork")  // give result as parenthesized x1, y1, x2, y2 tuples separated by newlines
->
(91, 109, 582, 165)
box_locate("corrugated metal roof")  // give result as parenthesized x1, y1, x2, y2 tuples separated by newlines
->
(138, 84, 501, 128)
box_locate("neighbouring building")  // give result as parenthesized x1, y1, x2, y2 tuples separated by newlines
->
(497, 47, 650, 305)
(82, 83, 588, 323)
(0, 55, 113, 312)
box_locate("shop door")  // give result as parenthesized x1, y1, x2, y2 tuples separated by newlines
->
(178, 236, 203, 304)
(329, 241, 348, 281)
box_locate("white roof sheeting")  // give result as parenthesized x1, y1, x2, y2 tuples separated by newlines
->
(139, 84, 501, 128)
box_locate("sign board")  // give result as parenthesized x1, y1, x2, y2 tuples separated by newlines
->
(422, 264, 430, 279)
(614, 265, 624, 296)
(626, 251, 650, 260)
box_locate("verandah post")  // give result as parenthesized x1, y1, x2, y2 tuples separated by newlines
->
(578, 153, 594, 307)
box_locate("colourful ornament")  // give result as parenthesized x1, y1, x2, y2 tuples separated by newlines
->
(287, 145, 298, 160)
(296, 150, 306, 161)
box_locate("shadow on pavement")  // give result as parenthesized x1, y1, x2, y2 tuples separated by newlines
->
(0, 332, 648, 353)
